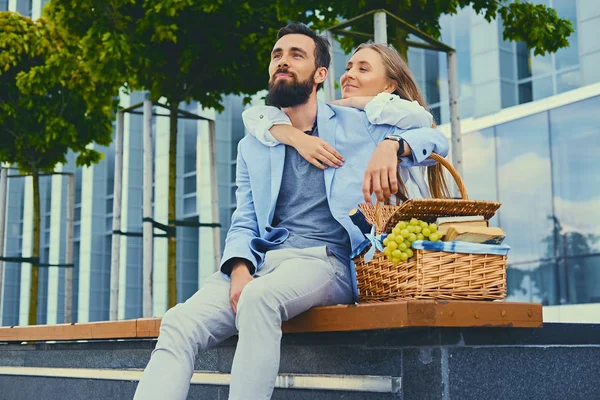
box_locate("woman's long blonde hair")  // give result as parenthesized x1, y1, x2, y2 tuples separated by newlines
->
(353, 42, 450, 201)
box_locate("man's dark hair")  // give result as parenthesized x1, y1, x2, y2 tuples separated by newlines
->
(277, 23, 330, 91)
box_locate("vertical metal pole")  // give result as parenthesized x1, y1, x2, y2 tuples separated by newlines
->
(64, 173, 74, 323)
(109, 110, 124, 321)
(447, 51, 463, 179)
(324, 30, 336, 102)
(142, 100, 154, 318)
(374, 11, 388, 44)
(208, 120, 221, 272)
(0, 167, 8, 324)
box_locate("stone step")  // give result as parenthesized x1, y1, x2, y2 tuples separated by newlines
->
(0, 368, 401, 400)
(1, 323, 600, 399)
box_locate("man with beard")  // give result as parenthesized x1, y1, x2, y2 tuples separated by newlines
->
(133, 23, 448, 400)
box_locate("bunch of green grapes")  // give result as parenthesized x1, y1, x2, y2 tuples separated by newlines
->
(382, 218, 441, 264)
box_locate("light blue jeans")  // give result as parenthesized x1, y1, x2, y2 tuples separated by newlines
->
(133, 246, 353, 400)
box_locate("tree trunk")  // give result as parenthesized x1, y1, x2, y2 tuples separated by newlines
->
(28, 171, 41, 325)
(167, 103, 178, 308)
(393, 27, 410, 62)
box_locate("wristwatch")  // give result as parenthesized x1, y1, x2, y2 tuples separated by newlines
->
(384, 134, 405, 158)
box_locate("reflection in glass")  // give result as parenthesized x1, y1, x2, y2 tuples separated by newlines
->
(564, 256, 600, 304)
(550, 96, 600, 257)
(424, 50, 440, 105)
(532, 53, 553, 77)
(177, 216, 199, 303)
(496, 112, 554, 263)
(16, 0, 32, 16)
(556, 68, 582, 94)
(500, 50, 515, 81)
(532, 76, 554, 101)
(184, 119, 197, 174)
(516, 42, 532, 80)
(506, 261, 559, 305)
(554, 0, 579, 70)
(462, 128, 498, 201)
(518, 81, 532, 104)
(501, 82, 517, 108)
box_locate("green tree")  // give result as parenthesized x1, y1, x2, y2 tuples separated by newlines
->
(304, 0, 574, 59)
(0, 12, 117, 324)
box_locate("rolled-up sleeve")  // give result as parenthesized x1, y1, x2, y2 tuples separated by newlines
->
(241, 106, 291, 147)
(364, 93, 434, 129)
(398, 127, 449, 167)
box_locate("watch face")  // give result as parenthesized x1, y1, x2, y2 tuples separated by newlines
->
(386, 135, 402, 141)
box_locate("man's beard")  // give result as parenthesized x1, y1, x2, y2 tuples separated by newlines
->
(266, 69, 314, 108)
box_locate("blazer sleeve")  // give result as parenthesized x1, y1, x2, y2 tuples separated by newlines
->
(241, 105, 291, 147)
(366, 115, 450, 167)
(219, 141, 261, 276)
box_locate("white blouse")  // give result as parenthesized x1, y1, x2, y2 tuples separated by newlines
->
(241, 93, 435, 200)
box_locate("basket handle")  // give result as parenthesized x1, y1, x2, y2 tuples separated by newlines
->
(428, 153, 469, 200)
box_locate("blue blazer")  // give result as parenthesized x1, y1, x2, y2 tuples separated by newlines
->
(220, 101, 449, 276)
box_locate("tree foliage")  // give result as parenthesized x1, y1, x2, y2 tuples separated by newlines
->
(0, 12, 117, 173)
(0, 11, 118, 324)
(303, 0, 574, 58)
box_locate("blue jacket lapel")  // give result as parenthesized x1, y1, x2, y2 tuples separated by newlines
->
(317, 101, 337, 198)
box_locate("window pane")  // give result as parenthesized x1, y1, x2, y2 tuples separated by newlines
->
(556, 68, 582, 94)
(424, 50, 440, 104)
(533, 75, 554, 101)
(496, 112, 554, 263)
(564, 256, 600, 304)
(555, 33, 579, 71)
(184, 122, 197, 174)
(549, 96, 600, 257)
(506, 261, 559, 305)
(531, 53, 553, 77)
(0, 0, 8, 11)
(518, 81, 533, 104)
(16, 0, 32, 16)
(500, 50, 515, 81)
(184, 175, 196, 194)
(501, 82, 517, 108)
(553, 0, 579, 65)
(454, 8, 472, 98)
(461, 128, 499, 226)
(516, 43, 532, 80)
(183, 197, 196, 215)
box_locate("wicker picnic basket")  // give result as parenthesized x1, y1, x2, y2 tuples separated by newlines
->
(354, 154, 507, 303)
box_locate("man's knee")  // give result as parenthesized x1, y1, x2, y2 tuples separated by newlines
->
(159, 304, 192, 341)
(237, 280, 279, 316)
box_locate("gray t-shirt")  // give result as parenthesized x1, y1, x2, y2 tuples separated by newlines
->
(271, 125, 352, 266)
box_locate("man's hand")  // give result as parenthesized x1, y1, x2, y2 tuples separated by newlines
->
(229, 262, 254, 314)
(362, 140, 400, 203)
